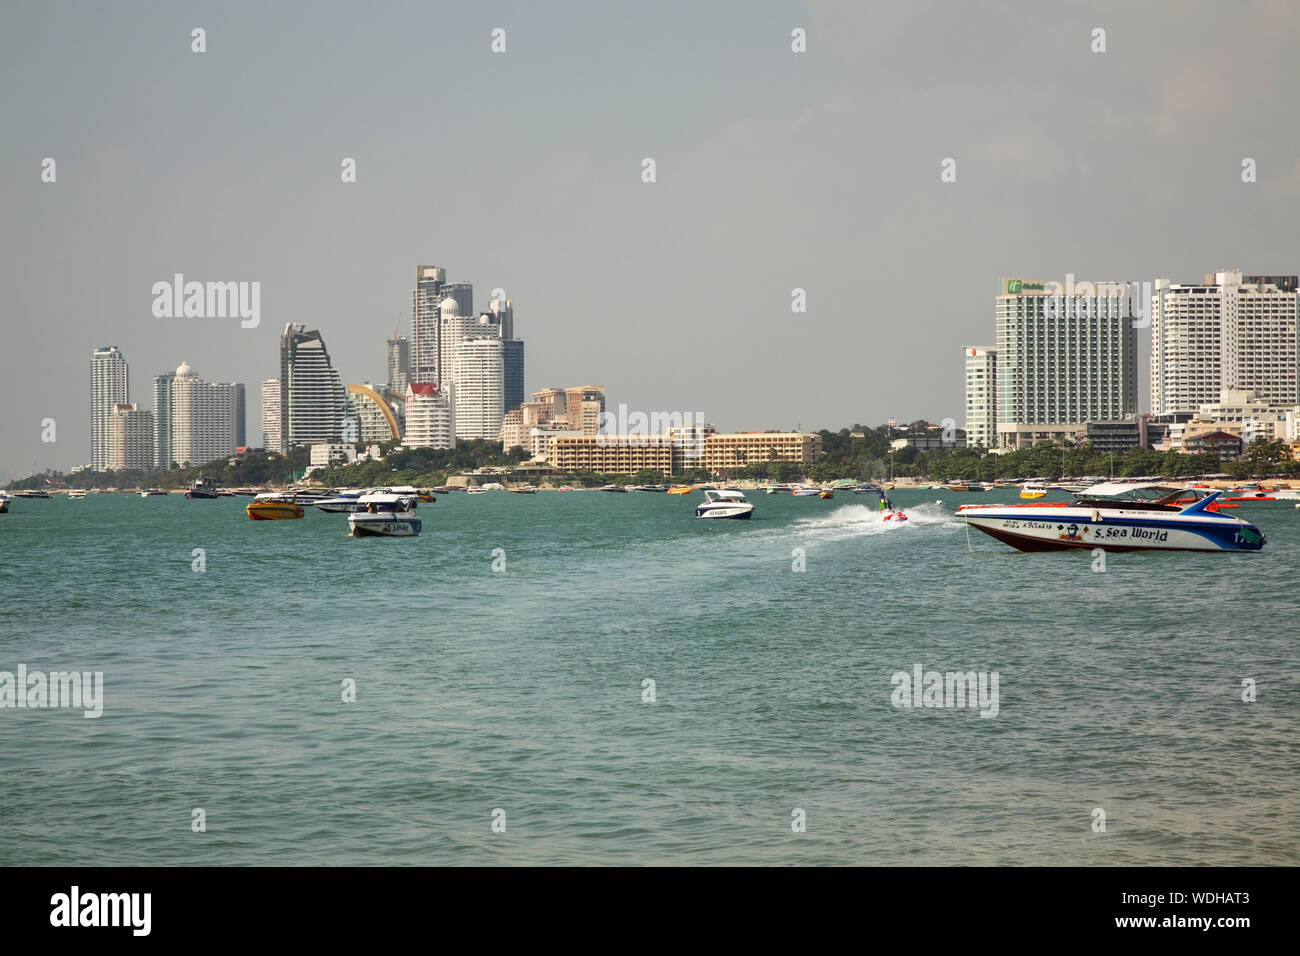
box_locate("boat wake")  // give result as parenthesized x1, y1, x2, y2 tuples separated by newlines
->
(789, 502, 952, 541)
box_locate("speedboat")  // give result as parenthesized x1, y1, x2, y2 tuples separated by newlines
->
(67, 490, 87, 499)
(852, 484, 881, 494)
(508, 485, 539, 494)
(882, 510, 908, 523)
(348, 493, 422, 537)
(186, 476, 221, 499)
(314, 488, 367, 512)
(792, 486, 820, 497)
(246, 493, 305, 520)
(0, 493, 9, 513)
(695, 489, 755, 519)
(599, 484, 627, 492)
(140, 488, 169, 497)
(819, 489, 834, 499)
(1019, 483, 1047, 499)
(667, 485, 694, 494)
(956, 482, 1266, 553)
(466, 487, 487, 495)
(13, 489, 50, 499)
(632, 484, 668, 493)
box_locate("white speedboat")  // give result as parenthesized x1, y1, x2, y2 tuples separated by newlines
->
(348, 493, 422, 537)
(695, 489, 755, 519)
(0, 493, 9, 513)
(314, 488, 367, 512)
(957, 482, 1265, 553)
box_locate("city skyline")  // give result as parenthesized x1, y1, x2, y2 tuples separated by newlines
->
(5, 2, 1300, 478)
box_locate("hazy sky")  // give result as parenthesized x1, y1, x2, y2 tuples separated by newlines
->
(2, 0, 1298, 477)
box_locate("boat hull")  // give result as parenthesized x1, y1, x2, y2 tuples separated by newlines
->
(247, 502, 305, 520)
(695, 506, 753, 519)
(959, 505, 1264, 553)
(348, 515, 422, 536)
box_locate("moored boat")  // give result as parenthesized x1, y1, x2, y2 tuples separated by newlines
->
(348, 493, 421, 537)
(185, 476, 221, 499)
(957, 482, 1265, 553)
(246, 493, 305, 520)
(140, 488, 169, 497)
(667, 485, 693, 494)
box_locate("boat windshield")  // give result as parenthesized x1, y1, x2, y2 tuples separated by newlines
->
(1073, 483, 1211, 508)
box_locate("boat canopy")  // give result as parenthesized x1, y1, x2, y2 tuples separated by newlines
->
(705, 489, 748, 501)
(1075, 481, 1189, 499)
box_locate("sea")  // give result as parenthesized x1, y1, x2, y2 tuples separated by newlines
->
(1, 488, 1297, 865)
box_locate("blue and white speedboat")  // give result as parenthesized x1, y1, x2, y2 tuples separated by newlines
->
(956, 482, 1265, 553)
(347, 493, 422, 537)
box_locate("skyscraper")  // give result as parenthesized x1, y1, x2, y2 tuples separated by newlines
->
(438, 281, 473, 322)
(994, 277, 1138, 449)
(452, 338, 505, 440)
(491, 296, 524, 413)
(1150, 269, 1299, 415)
(411, 265, 445, 385)
(169, 363, 238, 467)
(231, 382, 246, 449)
(279, 324, 347, 452)
(153, 370, 176, 469)
(90, 346, 129, 471)
(261, 379, 281, 451)
(387, 333, 410, 395)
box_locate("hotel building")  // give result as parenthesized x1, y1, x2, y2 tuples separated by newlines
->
(90, 346, 129, 471)
(548, 428, 821, 477)
(1150, 269, 1299, 415)
(992, 277, 1138, 450)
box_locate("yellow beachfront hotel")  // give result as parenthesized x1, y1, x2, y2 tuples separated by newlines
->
(549, 427, 821, 477)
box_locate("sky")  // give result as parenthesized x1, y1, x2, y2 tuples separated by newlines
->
(2, 0, 1298, 478)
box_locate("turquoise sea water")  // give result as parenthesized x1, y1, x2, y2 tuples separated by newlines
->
(1, 489, 1297, 865)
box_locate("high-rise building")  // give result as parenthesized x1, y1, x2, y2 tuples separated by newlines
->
(564, 386, 606, 435)
(452, 338, 504, 440)
(90, 346, 129, 471)
(231, 382, 246, 449)
(279, 324, 347, 452)
(1150, 269, 1299, 415)
(963, 347, 997, 450)
(439, 298, 478, 384)
(502, 340, 525, 414)
(994, 277, 1138, 449)
(404, 382, 454, 449)
(438, 281, 473, 322)
(169, 363, 238, 467)
(387, 334, 410, 395)
(261, 379, 281, 451)
(411, 265, 446, 386)
(107, 403, 155, 471)
(153, 371, 176, 468)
